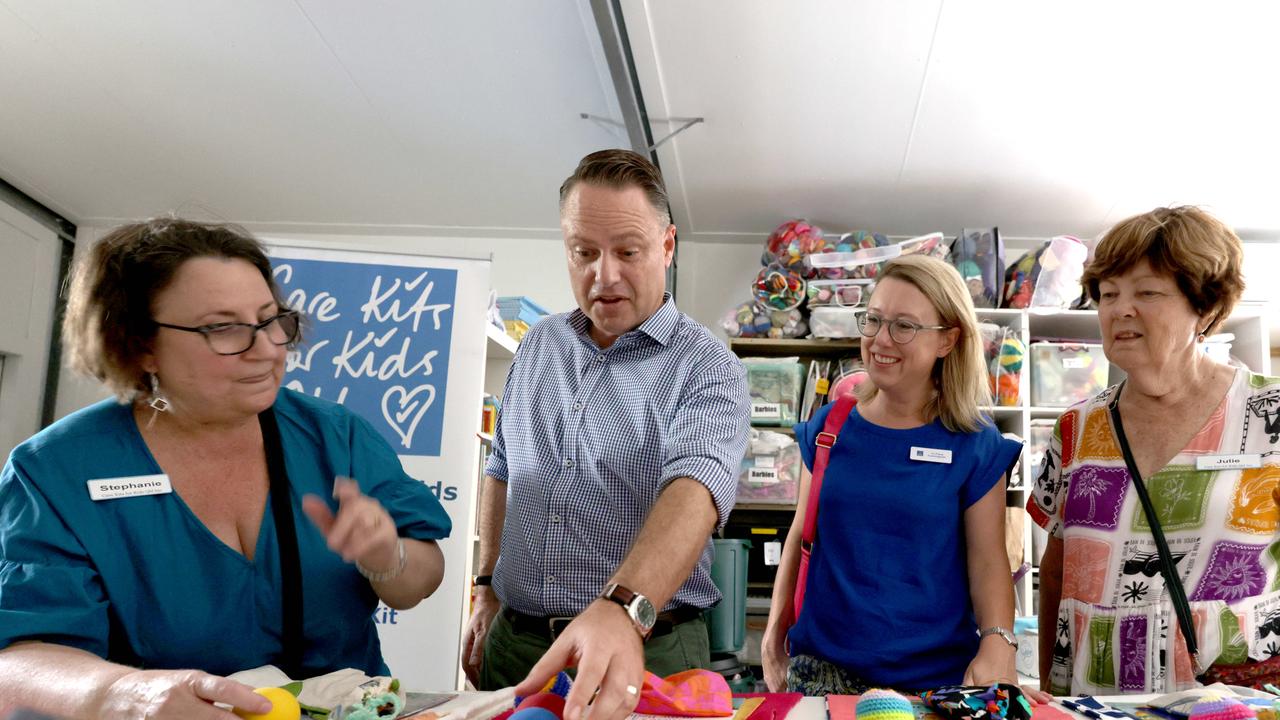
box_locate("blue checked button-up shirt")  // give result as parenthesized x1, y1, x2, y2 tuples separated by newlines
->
(485, 295, 750, 616)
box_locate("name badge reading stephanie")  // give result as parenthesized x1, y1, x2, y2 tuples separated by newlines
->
(1195, 454, 1262, 471)
(87, 474, 173, 501)
(910, 446, 953, 464)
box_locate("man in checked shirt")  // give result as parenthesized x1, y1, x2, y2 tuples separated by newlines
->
(461, 149, 751, 720)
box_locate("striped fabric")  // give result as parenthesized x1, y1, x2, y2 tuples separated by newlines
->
(486, 294, 751, 616)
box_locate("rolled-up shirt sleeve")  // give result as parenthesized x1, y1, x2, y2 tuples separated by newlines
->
(0, 452, 110, 655)
(660, 357, 751, 528)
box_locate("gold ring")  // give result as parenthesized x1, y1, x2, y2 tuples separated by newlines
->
(625, 685, 639, 696)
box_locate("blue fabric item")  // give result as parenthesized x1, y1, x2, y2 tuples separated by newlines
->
(485, 294, 751, 616)
(0, 389, 450, 677)
(786, 402, 1022, 689)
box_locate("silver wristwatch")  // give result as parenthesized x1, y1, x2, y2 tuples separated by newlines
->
(601, 583, 657, 639)
(978, 626, 1018, 648)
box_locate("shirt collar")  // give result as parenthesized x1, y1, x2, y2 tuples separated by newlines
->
(566, 293, 678, 348)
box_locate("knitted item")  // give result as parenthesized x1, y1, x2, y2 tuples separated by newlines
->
(1189, 695, 1257, 720)
(855, 689, 914, 720)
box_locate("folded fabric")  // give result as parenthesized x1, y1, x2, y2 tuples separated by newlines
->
(919, 684, 1031, 720)
(634, 670, 733, 717)
(226, 664, 403, 717)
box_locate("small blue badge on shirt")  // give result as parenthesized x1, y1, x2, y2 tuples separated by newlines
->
(910, 446, 953, 464)
(87, 474, 173, 501)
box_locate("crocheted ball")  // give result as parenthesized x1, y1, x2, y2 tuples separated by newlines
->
(856, 689, 914, 720)
(1189, 695, 1257, 720)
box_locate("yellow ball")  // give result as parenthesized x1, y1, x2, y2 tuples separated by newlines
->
(234, 686, 302, 720)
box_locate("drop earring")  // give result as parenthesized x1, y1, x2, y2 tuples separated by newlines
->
(148, 374, 171, 413)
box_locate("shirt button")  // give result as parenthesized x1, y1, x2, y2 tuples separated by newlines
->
(573, 402, 582, 412)
(551, 514, 561, 524)
(546, 575, 555, 584)
(596, 355, 605, 363)
(565, 459, 575, 469)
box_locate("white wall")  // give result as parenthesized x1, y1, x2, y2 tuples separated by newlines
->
(0, 200, 60, 459)
(53, 226, 578, 419)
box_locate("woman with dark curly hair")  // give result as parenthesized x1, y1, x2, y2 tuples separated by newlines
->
(0, 218, 450, 719)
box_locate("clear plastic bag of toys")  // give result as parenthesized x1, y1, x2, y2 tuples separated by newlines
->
(737, 429, 801, 504)
(980, 322, 1024, 407)
(753, 264, 806, 312)
(743, 357, 805, 426)
(805, 278, 874, 308)
(763, 219, 833, 279)
(720, 300, 807, 339)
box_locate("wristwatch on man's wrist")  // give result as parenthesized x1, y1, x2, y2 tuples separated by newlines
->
(601, 583, 658, 639)
(978, 626, 1018, 649)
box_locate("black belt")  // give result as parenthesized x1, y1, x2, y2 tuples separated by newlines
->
(503, 605, 704, 641)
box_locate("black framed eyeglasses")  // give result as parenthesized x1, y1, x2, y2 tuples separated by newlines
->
(857, 312, 950, 344)
(153, 310, 301, 356)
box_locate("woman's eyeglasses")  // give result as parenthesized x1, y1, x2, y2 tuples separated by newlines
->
(857, 312, 950, 344)
(153, 310, 301, 356)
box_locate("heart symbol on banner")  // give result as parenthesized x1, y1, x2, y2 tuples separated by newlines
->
(381, 384, 436, 449)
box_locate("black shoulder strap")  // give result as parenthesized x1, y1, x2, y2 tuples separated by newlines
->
(259, 407, 305, 679)
(1107, 386, 1202, 675)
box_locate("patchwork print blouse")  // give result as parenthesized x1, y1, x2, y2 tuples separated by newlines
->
(1030, 370, 1280, 695)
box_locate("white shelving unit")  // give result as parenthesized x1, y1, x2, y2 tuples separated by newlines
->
(977, 303, 1271, 612)
(455, 323, 519, 688)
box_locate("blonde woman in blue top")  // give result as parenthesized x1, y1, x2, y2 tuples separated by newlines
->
(0, 219, 451, 720)
(762, 255, 1043, 696)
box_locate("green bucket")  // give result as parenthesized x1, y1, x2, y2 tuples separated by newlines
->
(708, 538, 752, 654)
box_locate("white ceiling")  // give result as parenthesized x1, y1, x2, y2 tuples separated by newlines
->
(625, 0, 1280, 243)
(1, 1, 1278, 245)
(0, 1, 626, 237)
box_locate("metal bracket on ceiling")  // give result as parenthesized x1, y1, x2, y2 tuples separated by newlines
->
(579, 113, 704, 152)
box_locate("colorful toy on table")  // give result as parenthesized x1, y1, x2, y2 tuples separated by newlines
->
(1188, 695, 1258, 720)
(764, 219, 832, 279)
(854, 689, 914, 720)
(920, 684, 1032, 720)
(633, 669, 733, 717)
(515, 671, 572, 705)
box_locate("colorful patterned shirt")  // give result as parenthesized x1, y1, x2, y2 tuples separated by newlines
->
(1029, 370, 1280, 694)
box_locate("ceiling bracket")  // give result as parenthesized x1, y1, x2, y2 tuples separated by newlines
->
(579, 113, 704, 151)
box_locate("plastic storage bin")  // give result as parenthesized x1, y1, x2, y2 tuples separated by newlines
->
(496, 296, 550, 326)
(743, 357, 805, 425)
(708, 538, 751, 654)
(805, 278, 874, 308)
(809, 306, 861, 339)
(1030, 342, 1109, 407)
(737, 430, 801, 504)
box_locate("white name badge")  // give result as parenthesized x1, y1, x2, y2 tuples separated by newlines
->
(1195, 454, 1262, 471)
(87, 474, 173, 501)
(910, 446, 953, 464)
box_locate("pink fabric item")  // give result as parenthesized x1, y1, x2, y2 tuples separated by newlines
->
(633, 670, 734, 717)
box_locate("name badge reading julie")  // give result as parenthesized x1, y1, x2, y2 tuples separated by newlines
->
(1195, 454, 1262, 471)
(87, 474, 173, 501)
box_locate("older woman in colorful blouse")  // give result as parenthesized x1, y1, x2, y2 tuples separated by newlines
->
(1032, 206, 1278, 694)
